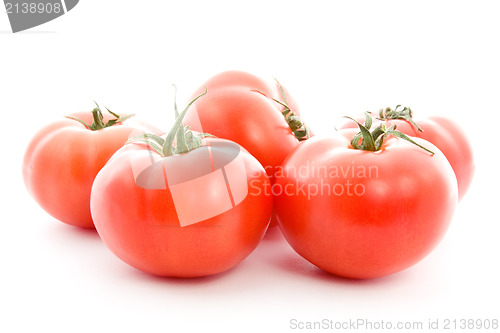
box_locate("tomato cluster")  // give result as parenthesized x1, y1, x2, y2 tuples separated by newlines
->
(23, 71, 474, 279)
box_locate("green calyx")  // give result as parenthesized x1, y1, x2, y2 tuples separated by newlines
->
(378, 105, 422, 132)
(127, 86, 212, 157)
(254, 81, 310, 141)
(347, 112, 434, 155)
(66, 102, 134, 130)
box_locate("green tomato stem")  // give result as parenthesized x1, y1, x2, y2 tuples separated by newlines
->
(253, 82, 310, 142)
(163, 87, 207, 156)
(378, 105, 423, 132)
(127, 87, 210, 157)
(66, 102, 134, 131)
(345, 111, 434, 155)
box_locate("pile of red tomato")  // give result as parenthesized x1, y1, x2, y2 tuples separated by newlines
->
(22, 70, 474, 279)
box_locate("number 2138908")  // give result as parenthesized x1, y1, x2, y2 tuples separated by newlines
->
(443, 319, 498, 330)
(5, 2, 62, 14)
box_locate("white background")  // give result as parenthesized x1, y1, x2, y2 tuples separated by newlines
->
(1, 1, 499, 332)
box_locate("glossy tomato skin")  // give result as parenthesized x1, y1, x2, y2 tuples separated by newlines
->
(274, 130, 458, 279)
(184, 88, 298, 183)
(90, 138, 273, 278)
(340, 116, 474, 200)
(23, 112, 154, 228)
(387, 117, 474, 201)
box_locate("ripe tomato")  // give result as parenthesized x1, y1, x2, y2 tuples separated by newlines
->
(23, 106, 155, 228)
(339, 106, 474, 200)
(184, 71, 311, 182)
(184, 71, 311, 228)
(90, 90, 273, 277)
(274, 117, 458, 279)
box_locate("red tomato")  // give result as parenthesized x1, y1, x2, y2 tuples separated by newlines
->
(90, 90, 273, 277)
(185, 88, 298, 182)
(274, 125, 458, 279)
(90, 137, 272, 277)
(185, 71, 311, 182)
(23, 107, 155, 228)
(339, 107, 474, 200)
(184, 71, 311, 228)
